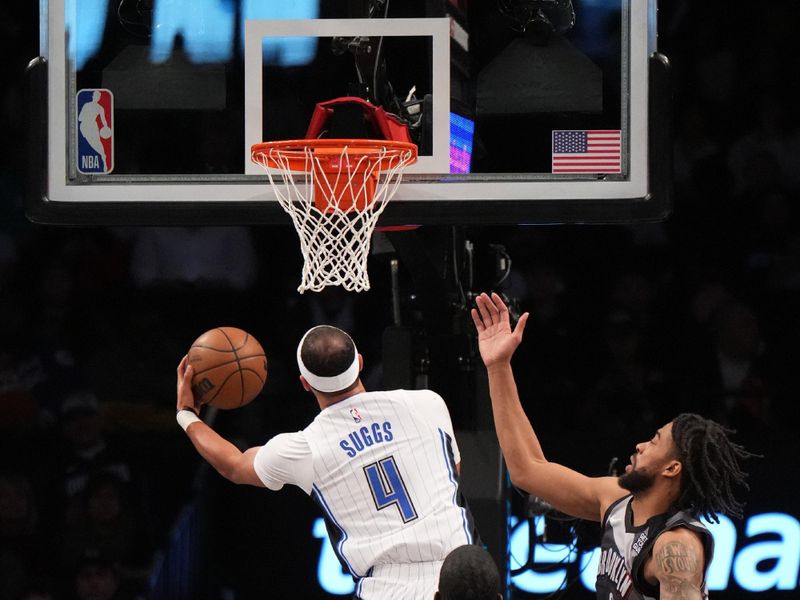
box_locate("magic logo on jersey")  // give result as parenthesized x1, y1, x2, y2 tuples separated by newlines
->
(597, 546, 634, 598)
(76, 89, 114, 174)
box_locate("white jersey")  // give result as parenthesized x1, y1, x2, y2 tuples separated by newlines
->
(253, 389, 477, 598)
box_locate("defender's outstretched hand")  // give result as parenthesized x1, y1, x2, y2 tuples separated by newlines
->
(471, 292, 529, 367)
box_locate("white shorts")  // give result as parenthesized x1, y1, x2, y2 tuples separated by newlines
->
(355, 560, 445, 600)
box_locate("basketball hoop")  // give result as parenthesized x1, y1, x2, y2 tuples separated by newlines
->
(251, 138, 417, 293)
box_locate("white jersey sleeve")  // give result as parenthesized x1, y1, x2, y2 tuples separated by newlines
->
(404, 390, 460, 464)
(252, 431, 314, 494)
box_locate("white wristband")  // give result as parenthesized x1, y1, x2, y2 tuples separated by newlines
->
(177, 409, 201, 431)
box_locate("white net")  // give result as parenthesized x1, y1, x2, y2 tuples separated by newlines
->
(251, 141, 416, 293)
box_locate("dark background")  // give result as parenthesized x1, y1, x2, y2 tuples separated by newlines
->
(2, 1, 800, 599)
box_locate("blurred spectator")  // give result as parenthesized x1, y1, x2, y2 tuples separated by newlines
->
(67, 551, 136, 600)
(46, 390, 150, 544)
(60, 472, 153, 593)
(0, 471, 53, 600)
(0, 287, 46, 433)
(710, 301, 772, 431)
(676, 296, 772, 437)
(735, 189, 800, 294)
(56, 391, 134, 499)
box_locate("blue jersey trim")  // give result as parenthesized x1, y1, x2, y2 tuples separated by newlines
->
(438, 428, 473, 544)
(311, 484, 360, 577)
(354, 566, 373, 598)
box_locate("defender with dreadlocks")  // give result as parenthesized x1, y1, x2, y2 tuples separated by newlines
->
(471, 293, 756, 600)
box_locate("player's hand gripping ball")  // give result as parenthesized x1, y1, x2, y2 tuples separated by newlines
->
(187, 327, 267, 409)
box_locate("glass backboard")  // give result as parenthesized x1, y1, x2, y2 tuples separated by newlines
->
(28, 0, 670, 225)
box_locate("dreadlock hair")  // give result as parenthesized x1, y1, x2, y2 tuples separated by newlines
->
(670, 413, 759, 523)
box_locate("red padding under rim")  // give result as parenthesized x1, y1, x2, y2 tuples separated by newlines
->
(305, 96, 412, 144)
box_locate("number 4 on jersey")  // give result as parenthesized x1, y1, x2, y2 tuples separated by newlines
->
(364, 456, 418, 523)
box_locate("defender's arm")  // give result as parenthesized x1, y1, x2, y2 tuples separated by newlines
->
(647, 528, 706, 600)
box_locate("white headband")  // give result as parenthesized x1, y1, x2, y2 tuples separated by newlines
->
(297, 326, 360, 393)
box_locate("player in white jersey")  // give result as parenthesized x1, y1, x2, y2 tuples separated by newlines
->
(471, 292, 756, 600)
(175, 324, 478, 599)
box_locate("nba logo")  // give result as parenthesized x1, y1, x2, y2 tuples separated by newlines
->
(350, 408, 362, 423)
(77, 89, 114, 174)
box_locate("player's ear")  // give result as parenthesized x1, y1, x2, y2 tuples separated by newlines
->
(663, 460, 682, 479)
(299, 375, 312, 392)
(357, 353, 364, 372)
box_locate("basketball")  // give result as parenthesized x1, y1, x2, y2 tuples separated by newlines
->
(187, 327, 267, 409)
(99, 126, 112, 139)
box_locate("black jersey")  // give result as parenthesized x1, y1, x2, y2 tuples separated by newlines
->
(595, 495, 714, 600)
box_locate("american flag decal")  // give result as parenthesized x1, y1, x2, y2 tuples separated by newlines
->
(552, 130, 621, 173)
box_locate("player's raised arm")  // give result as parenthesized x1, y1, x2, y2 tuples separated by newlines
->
(471, 292, 623, 521)
(176, 356, 265, 487)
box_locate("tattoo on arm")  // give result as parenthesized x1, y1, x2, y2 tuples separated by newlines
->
(656, 541, 703, 600)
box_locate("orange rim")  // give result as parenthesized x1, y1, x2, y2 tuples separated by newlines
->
(251, 138, 418, 172)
